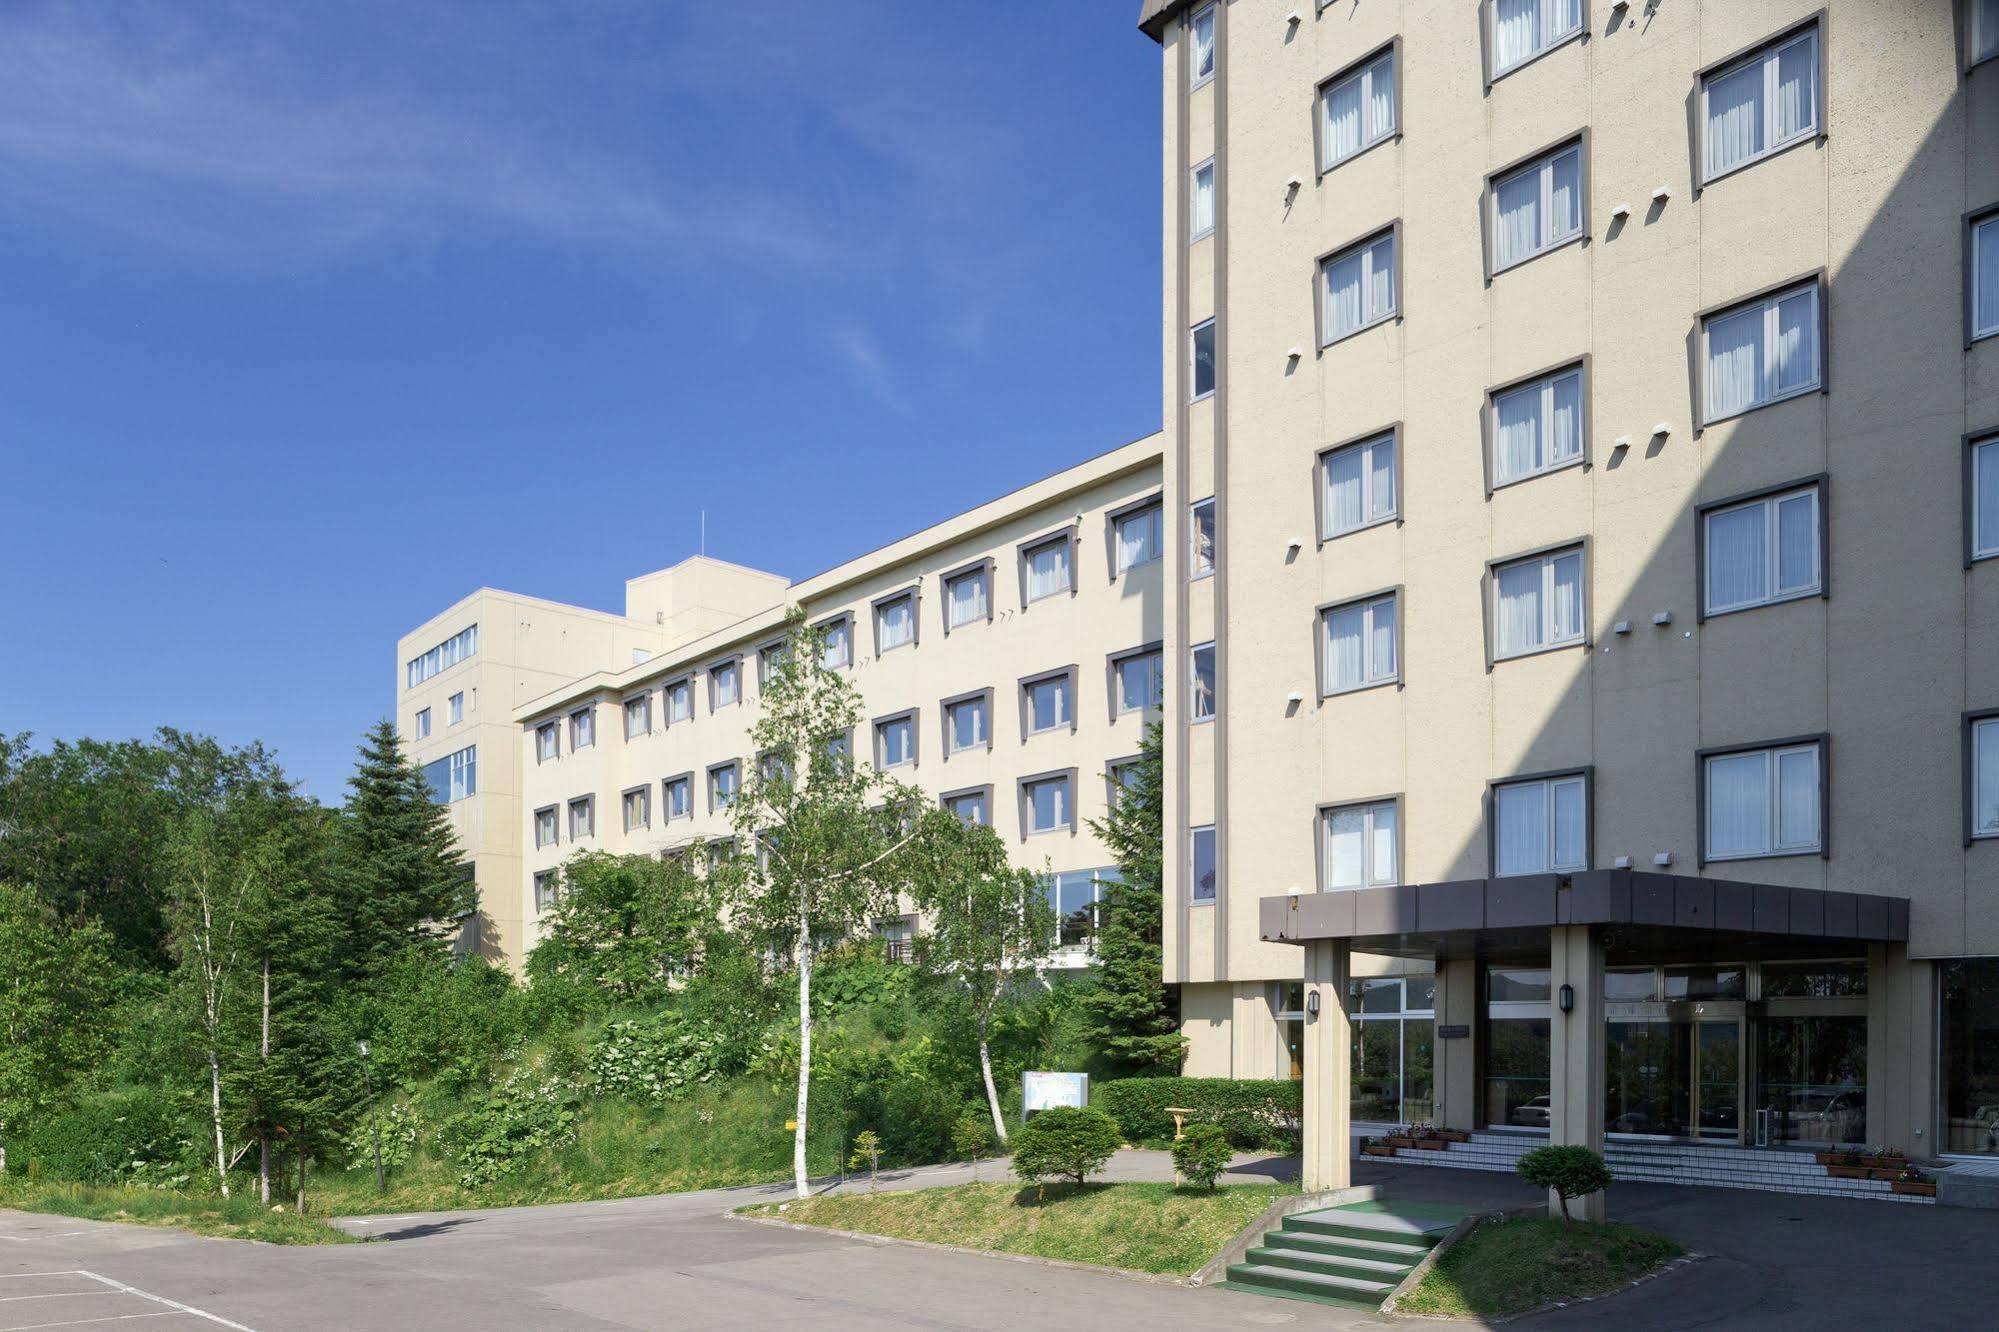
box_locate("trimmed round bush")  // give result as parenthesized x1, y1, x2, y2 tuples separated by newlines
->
(1170, 1122, 1234, 1191)
(1516, 1144, 1614, 1223)
(1011, 1106, 1123, 1187)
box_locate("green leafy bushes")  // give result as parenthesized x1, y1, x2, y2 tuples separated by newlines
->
(443, 1074, 581, 1189)
(587, 1014, 724, 1105)
(1011, 1106, 1124, 1187)
(17, 1088, 199, 1187)
(1170, 1123, 1234, 1190)
(1094, 1078, 1301, 1150)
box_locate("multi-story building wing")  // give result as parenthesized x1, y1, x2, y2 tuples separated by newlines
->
(398, 435, 1163, 972)
(1142, 0, 1999, 1197)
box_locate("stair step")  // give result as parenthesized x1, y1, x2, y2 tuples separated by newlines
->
(1226, 1262, 1396, 1301)
(1247, 1244, 1416, 1280)
(1264, 1230, 1434, 1263)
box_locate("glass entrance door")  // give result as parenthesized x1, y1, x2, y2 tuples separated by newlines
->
(1691, 1019, 1743, 1141)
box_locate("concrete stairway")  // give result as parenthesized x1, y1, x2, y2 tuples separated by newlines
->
(1358, 1131, 1936, 1204)
(1217, 1203, 1458, 1311)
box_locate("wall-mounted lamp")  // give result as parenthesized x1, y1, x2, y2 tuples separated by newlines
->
(1306, 990, 1321, 1017)
(1558, 983, 1575, 1014)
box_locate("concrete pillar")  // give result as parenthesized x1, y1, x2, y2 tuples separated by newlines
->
(1437, 957, 1479, 1133)
(1301, 939, 1353, 1192)
(1548, 924, 1605, 1221)
(1866, 944, 1935, 1155)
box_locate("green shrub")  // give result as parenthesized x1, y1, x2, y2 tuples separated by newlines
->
(340, 1101, 421, 1174)
(1171, 1123, 1234, 1191)
(952, 1111, 995, 1165)
(443, 1073, 581, 1189)
(17, 1088, 200, 1186)
(587, 1014, 723, 1105)
(1094, 1078, 1301, 1151)
(1516, 1145, 1613, 1224)
(1011, 1106, 1123, 1187)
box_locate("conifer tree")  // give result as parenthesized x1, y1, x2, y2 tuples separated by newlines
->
(334, 721, 471, 982)
(1083, 723, 1184, 1075)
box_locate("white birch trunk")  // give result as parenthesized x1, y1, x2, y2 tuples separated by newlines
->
(977, 1011, 1009, 1146)
(259, 955, 270, 1205)
(208, 1047, 230, 1199)
(792, 912, 813, 1200)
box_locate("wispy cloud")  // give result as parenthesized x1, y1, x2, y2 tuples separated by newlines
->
(832, 323, 912, 417)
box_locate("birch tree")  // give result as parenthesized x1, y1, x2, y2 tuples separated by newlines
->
(911, 815, 1055, 1146)
(723, 614, 929, 1199)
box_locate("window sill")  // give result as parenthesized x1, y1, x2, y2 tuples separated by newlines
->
(1190, 389, 1217, 405)
(1189, 897, 1217, 908)
(1023, 827, 1074, 840)
(1318, 676, 1401, 702)
(1191, 714, 1216, 725)
(1319, 132, 1401, 180)
(1321, 512, 1401, 544)
(1700, 587, 1824, 622)
(1489, 230, 1587, 281)
(1190, 568, 1217, 582)
(1492, 866, 1586, 880)
(1972, 326, 1999, 349)
(1024, 726, 1076, 741)
(1698, 131, 1823, 192)
(1701, 847, 1825, 866)
(1492, 639, 1590, 667)
(1699, 382, 1823, 432)
(1491, 454, 1587, 494)
(1190, 226, 1214, 245)
(1488, 28, 1586, 86)
(1320, 312, 1401, 353)
(1022, 589, 1075, 608)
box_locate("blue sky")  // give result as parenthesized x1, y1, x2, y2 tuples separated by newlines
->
(0, 1, 1162, 803)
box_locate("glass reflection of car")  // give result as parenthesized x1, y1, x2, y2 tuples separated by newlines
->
(1775, 1089, 1864, 1144)
(1511, 1094, 1551, 1128)
(1610, 1108, 1673, 1135)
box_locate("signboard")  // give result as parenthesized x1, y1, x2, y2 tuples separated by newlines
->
(1021, 1071, 1089, 1123)
(1437, 1024, 1472, 1040)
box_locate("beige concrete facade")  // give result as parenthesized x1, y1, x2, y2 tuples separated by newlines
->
(1145, 0, 1999, 1163)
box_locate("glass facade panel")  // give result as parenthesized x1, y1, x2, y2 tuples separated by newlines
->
(1605, 1021, 1683, 1136)
(1755, 1015, 1866, 1147)
(1604, 967, 1657, 1001)
(1353, 1022, 1401, 1122)
(1942, 959, 1999, 1155)
(1487, 1018, 1552, 1128)
(1761, 961, 1866, 998)
(1489, 968, 1551, 1002)
(1664, 965, 1745, 1000)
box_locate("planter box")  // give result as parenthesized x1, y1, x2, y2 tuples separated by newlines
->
(1384, 1137, 1418, 1149)
(1825, 1165, 1870, 1179)
(1891, 1180, 1936, 1197)
(1435, 1130, 1472, 1144)
(1409, 1138, 1450, 1150)
(1867, 1167, 1905, 1181)
(1815, 1152, 1854, 1167)
(1361, 1144, 1398, 1158)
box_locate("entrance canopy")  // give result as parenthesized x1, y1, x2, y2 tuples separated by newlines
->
(1259, 869, 1909, 962)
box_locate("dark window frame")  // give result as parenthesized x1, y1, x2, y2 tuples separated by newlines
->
(1695, 733, 1831, 866)
(1694, 473, 1831, 622)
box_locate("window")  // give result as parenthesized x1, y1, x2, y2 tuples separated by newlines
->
(1108, 758, 1146, 806)
(1320, 593, 1399, 695)
(1348, 977, 1436, 1121)
(1702, 484, 1822, 616)
(1190, 498, 1217, 578)
(623, 787, 650, 833)
(819, 617, 852, 669)
(1491, 366, 1584, 486)
(1047, 869, 1114, 950)
(1975, 437, 1999, 562)
(536, 722, 559, 763)
(1022, 535, 1073, 603)
(1704, 742, 1823, 861)
(758, 749, 790, 786)
(1189, 3, 1216, 88)
(1023, 671, 1074, 735)
(1703, 281, 1821, 423)
(709, 762, 739, 812)
(1491, 0, 1583, 78)
(1191, 641, 1216, 721)
(413, 708, 431, 740)
(1493, 547, 1586, 659)
(421, 746, 476, 803)
(569, 708, 594, 750)
(448, 691, 466, 725)
(1491, 141, 1583, 272)
(663, 775, 692, 821)
(1114, 502, 1163, 574)
(1191, 158, 1215, 240)
(624, 694, 651, 740)
(876, 714, 916, 769)
(825, 732, 852, 769)
(534, 805, 558, 849)
(568, 796, 594, 841)
(534, 871, 559, 913)
(1320, 229, 1397, 345)
(1113, 648, 1163, 715)
(1191, 825, 1217, 903)
(665, 678, 693, 725)
(406, 624, 478, 689)
(945, 693, 990, 754)
(944, 565, 990, 629)
(875, 592, 916, 653)
(1973, 211, 1999, 343)
(1323, 801, 1398, 890)
(1321, 432, 1397, 537)
(944, 788, 988, 826)
(1977, 0, 1999, 66)
(1023, 774, 1073, 835)
(1320, 47, 1395, 171)
(1701, 25, 1818, 181)
(1493, 774, 1587, 875)
(711, 661, 741, 710)
(1972, 715, 1999, 840)
(757, 642, 787, 687)
(1191, 319, 1217, 400)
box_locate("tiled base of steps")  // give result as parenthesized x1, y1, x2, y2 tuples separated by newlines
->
(1217, 1203, 1458, 1312)
(1356, 1131, 1936, 1204)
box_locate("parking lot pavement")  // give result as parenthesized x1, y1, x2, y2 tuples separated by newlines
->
(0, 1265, 251, 1331)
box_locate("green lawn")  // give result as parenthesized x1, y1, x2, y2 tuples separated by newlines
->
(744, 1179, 1293, 1276)
(0, 1180, 357, 1246)
(1395, 1216, 1683, 1319)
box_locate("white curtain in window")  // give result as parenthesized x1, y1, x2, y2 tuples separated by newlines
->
(821, 626, 849, 669)
(1495, 382, 1541, 480)
(1494, 167, 1540, 269)
(715, 669, 738, 707)
(1324, 604, 1364, 691)
(1324, 446, 1364, 533)
(1370, 597, 1397, 680)
(1708, 752, 1769, 858)
(1548, 148, 1582, 242)
(1706, 60, 1763, 177)
(1324, 251, 1363, 339)
(1977, 720, 1999, 835)
(668, 684, 692, 722)
(1192, 9, 1215, 81)
(1773, 36, 1816, 142)
(1977, 219, 1999, 338)
(1365, 236, 1395, 320)
(1776, 748, 1819, 848)
(1552, 780, 1585, 868)
(1978, 441, 1999, 556)
(1771, 289, 1817, 397)
(1550, 552, 1583, 642)
(1370, 803, 1398, 884)
(1548, 372, 1582, 466)
(1705, 304, 1762, 420)
(880, 599, 912, 648)
(1706, 503, 1766, 611)
(1119, 508, 1162, 570)
(1027, 543, 1069, 599)
(1495, 783, 1548, 876)
(1776, 493, 1816, 592)
(1323, 75, 1362, 164)
(1191, 162, 1215, 236)
(1496, 561, 1543, 656)
(1367, 437, 1395, 521)
(1327, 808, 1365, 888)
(1493, 0, 1538, 70)
(1368, 54, 1394, 135)
(949, 574, 987, 626)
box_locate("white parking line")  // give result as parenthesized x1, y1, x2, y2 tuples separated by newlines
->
(2, 1315, 171, 1330)
(75, 1274, 255, 1332)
